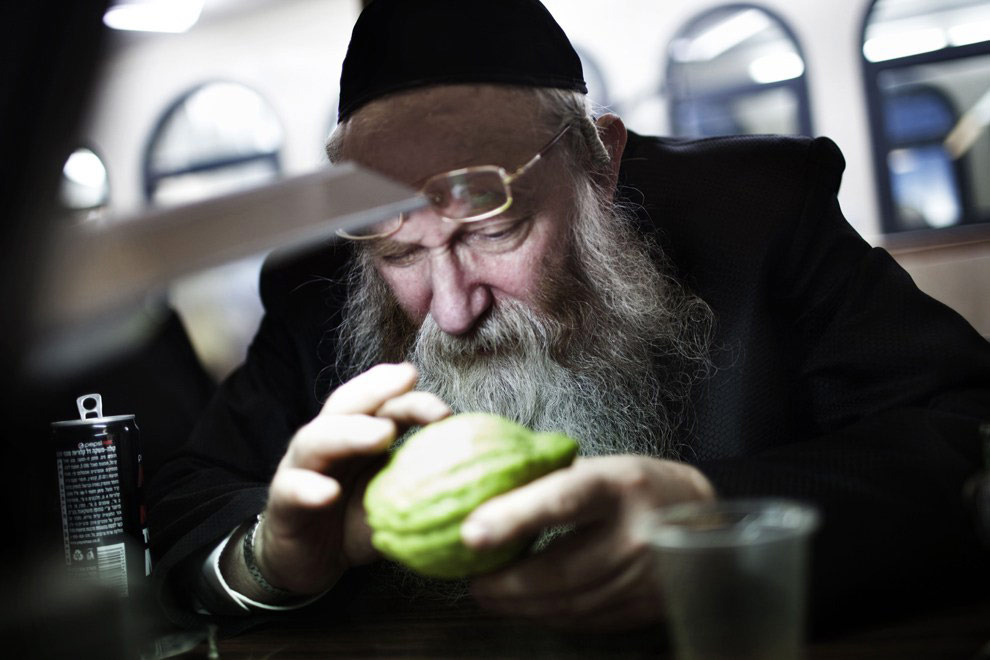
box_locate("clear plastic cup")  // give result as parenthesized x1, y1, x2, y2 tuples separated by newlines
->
(641, 498, 820, 660)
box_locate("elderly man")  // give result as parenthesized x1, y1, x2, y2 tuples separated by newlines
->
(149, 0, 990, 636)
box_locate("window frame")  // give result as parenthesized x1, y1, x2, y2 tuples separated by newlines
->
(860, 0, 990, 235)
(664, 2, 814, 138)
(142, 80, 283, 203)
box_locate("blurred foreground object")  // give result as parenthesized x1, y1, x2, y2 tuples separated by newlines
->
(52, 394, 149, 598)
(0, 0, 111, 575)
(29, 163, 425, 377)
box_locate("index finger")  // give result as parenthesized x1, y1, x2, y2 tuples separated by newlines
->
(323, 362, 419, 415)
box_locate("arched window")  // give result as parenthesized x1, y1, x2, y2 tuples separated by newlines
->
(143, 81, 285, 380)
(665, 5, 812, 138)
(667, 5, 811, 136)
(144, 81, 283, 205)
(862, 0, 990, 233)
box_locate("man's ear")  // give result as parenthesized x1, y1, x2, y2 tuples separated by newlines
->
(594, 113, 627, 193)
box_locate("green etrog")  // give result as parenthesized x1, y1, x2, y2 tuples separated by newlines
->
(363, 412, 578, 578)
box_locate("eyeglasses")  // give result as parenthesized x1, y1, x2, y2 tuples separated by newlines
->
(336, 123, 572, 240)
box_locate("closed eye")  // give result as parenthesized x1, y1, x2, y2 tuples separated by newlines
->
(372, 242, 425, 267)
(464, 217, 529, 244)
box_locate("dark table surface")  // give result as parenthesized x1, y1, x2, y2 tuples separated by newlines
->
(7, 556, 988, 658)
(168, 589, 990, 659)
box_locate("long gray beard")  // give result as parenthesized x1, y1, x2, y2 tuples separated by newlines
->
(410, 298, 672, 457)
(336, 178, 713, 461)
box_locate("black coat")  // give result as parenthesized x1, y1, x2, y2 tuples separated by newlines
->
(147, 132, 990, 633)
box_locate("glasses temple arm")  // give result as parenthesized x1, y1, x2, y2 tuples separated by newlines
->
(504, 123, 573, 183)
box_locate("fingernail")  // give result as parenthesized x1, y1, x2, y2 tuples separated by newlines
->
(461, 520, 490, 547)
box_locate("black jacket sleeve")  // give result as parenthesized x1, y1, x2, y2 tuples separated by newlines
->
(146, 242, 354, 630)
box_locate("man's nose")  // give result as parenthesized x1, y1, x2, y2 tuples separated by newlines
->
(428, 250, 491, 336)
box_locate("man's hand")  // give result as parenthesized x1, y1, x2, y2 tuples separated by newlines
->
(462, 455, 715, 630)
(230, 362, 450, 598)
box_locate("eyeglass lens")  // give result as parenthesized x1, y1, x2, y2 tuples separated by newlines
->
(423, 168, 510, 220)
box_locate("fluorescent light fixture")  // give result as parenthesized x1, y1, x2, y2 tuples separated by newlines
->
(748, 52, 805, 84)
(672, 9, 772, 62)
(103, 0, 204, 33)
(863, 27, 947, 62)
(948, 19, 990, 47)
(34, 163, 426, 333)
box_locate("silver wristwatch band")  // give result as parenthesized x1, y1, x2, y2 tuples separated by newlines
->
(242, 512, 292, 598)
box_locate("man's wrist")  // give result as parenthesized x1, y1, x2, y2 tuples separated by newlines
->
(219, 515, 294, 605)
(206, 523, 329, 613)
(242, 513, 293, 599)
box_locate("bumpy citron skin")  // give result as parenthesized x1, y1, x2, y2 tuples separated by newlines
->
(364, 413, 578, 578)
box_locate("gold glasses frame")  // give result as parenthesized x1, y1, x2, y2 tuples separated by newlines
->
(336, 123, 573, 240)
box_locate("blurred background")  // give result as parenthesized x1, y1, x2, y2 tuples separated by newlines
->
(63, 0, 990, 383)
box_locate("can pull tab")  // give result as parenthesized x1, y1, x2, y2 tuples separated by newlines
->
(76, 393, 104, 420)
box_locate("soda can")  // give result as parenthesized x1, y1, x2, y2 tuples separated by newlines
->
(51, 393, 150, 597)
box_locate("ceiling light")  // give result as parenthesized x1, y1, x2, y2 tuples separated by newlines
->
(103, 0, 204, 34)
(748, 52, 805, 84)
(672, 9, 772, 63)
(863, 27, 947, 62)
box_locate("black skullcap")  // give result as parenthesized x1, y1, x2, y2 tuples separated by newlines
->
(338, 0, 587, 122)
